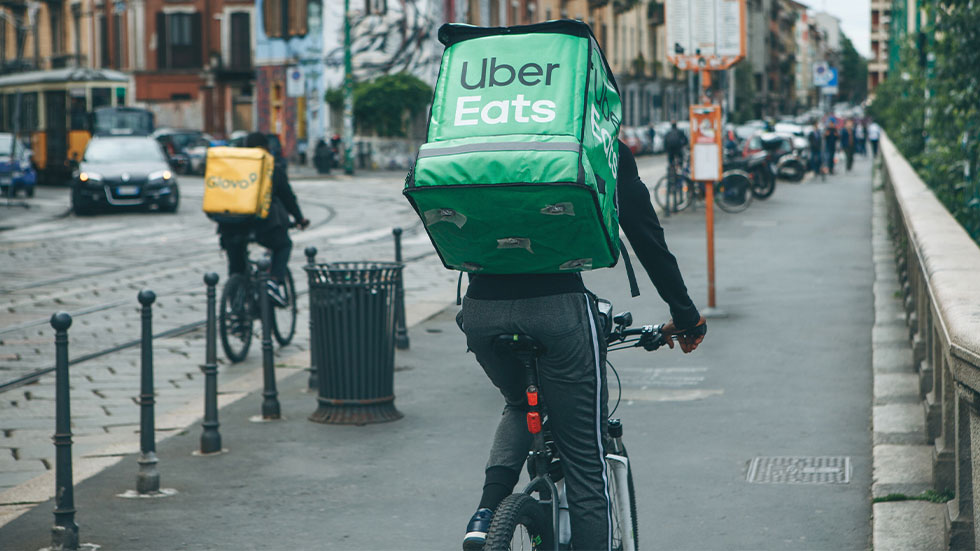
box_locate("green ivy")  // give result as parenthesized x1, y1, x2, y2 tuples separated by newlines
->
(870, 2, 980, 243)
(325, 73, 434, 138)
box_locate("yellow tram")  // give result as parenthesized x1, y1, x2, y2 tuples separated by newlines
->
(0, 67, 153, 184)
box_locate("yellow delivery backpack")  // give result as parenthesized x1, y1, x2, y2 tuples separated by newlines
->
(202, 146, 275, 223)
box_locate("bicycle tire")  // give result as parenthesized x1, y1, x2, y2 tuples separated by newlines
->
(608, 449, 639, 551)
(654, 175, 693, 213)
(715, 171, 753, 213)
(220, 274, 254, 363)
(484, 493, 554, 551)
(272, 268, 298, 346)
(750, 166, 776, 199)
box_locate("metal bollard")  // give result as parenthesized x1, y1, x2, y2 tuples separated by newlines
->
(50, 312, 79, 551)
(136, 289, 160, 494)
(199, 273, 222, 454)
(304, 246, 318, 391)
(393, 228, 409, 350)
(258, 258, 281, 420)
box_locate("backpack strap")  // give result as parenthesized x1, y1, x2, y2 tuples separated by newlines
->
(620, 242, 641, 298)
(456, 272, 464, 305)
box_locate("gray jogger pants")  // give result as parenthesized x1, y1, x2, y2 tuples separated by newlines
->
(458, 293, 612, 551)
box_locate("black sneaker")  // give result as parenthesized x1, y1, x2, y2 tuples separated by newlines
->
(266, 280, 288, 307)
(462, 508, 493, 550)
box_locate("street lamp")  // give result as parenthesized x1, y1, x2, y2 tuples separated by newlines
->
(343, 0, 354, 175)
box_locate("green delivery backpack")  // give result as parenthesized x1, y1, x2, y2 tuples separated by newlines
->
(404, 20, 637, 289)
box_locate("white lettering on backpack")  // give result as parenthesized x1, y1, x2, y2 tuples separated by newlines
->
(454, 95, 557, 126)
(591, 104, 618, 178)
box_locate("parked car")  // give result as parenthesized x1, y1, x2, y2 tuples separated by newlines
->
(0, 133, 37, 198)
(620, 127, 644, 155)
(71, 136, 179, 215)
(184, 134, 223, 175)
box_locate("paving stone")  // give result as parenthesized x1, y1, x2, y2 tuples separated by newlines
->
(874, 403, 926, 445)
(874, 345, 915, 373)
(873, 501, 946, 551)
(873, 324, 912, 346)
(0, 470, 41, 490)
(874, 373, 922, 404)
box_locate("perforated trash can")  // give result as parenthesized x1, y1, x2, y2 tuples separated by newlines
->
(306, 261, 404, 424)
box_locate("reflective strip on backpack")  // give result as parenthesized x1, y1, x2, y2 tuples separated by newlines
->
(417, 141, 582, 159)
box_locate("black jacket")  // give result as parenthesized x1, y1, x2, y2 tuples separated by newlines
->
(466, 141, 701, 330)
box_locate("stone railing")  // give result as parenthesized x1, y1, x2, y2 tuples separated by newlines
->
(881, 134, 980, 549)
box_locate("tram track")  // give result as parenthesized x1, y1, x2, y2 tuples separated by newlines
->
(0, 200, 433, 393)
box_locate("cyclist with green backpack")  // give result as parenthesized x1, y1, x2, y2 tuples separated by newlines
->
(402, 21, 706, 550)
(456, 140, 706, 550)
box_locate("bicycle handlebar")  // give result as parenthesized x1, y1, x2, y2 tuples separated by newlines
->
(607, 323, 669, 351)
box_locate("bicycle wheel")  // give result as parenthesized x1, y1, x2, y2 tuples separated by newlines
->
(220, 274, 254, 363)
(653, 175, 692, 212)
(715, 171, 753, 213)
(484, 493, 554, 551)
(272, 268, 298, 346)
(750, 165, 776, 199)
(607, 451, 639, 551)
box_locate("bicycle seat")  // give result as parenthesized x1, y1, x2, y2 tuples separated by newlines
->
(493, 334, 546, 360)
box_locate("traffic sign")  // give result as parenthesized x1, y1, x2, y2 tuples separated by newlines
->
(666, 0, 746, 70)
(821, 68, 838, 95)
(813, 62, 831, 86)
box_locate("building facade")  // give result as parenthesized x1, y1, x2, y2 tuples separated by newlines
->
(254, 0, 323, 161)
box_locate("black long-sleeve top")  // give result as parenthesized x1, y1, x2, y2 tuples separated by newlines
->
(466, 141, 701, 330)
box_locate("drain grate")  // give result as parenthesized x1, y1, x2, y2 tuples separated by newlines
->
(746, 456, 851, 484)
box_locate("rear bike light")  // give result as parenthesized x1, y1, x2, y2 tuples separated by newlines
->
(526, 412, 542, 434)
(526, 390, 539, 406)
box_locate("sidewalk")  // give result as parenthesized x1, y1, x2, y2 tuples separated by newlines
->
(1, 158, 883, 550)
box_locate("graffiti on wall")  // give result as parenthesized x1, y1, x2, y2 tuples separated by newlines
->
(324, 0, 443, 86)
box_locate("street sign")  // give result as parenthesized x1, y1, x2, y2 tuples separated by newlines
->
(812, 62, 831, 86)
(689, 104, 722, 182)
(821, 68, 838, 95)
(666, 0, 746, 70)
(286, 66, 304, 98)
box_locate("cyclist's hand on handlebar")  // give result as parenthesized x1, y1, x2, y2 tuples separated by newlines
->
(297, 218, 311, 230)
(662, 316, 707, 353)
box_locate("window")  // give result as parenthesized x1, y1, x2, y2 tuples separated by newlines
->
(365, 0, 386, 15)
(230, 12, 251, 69)
(263, 0, 310, 38)
(0, 20, 6, 64)
(50, 8, 62, 54)
(5, 92, 38, 131)
(113, 13, 122, 68)
(156, 12, 202, 69)
(99, 15, 109, 67)
(489, 0, 499, 25)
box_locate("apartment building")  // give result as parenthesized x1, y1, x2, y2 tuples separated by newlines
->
(456, 0, 687, 125)
(869, 0, 889, 91)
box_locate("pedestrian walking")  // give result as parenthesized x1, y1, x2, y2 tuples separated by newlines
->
(823, 125, 839, 174)
(808, 124, 823, 174)
(841, 120, 855, 172)
(868, 122, 882, 157)
(854, 122, 866, 156)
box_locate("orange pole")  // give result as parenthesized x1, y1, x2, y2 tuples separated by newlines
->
(705, 180, 716, 308)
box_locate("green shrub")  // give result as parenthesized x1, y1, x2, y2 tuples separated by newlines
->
(325, 73, 433, 138)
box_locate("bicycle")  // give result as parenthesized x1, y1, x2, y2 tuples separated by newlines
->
(218, 244, 298, 363)
(482, 300, 670, 551)
(653, 163, 754, 214)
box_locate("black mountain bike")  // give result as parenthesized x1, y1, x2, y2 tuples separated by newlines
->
(483, 300, 670, 551)
(219, 248, 297, 363)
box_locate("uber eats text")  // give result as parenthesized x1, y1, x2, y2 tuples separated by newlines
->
(453, 57, 559, 126)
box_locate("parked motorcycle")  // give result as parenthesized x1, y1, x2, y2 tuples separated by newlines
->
(724, 150, 775, 199)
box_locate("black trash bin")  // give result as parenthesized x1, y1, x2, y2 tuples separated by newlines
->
(306, 261, 404, 424)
